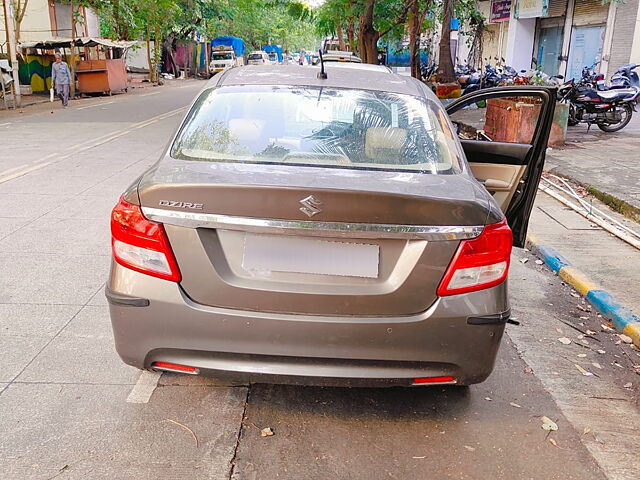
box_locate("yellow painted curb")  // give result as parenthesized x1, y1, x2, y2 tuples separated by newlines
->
(623, 323, 640, 349)
(558, 266, 600, 296)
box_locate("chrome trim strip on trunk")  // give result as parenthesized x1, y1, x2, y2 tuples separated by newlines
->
(142, 207, 483, 241)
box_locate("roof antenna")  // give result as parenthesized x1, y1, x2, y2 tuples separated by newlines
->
(317, 49, 327, 79)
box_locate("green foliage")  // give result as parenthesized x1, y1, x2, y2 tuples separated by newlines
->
(91, 0, 317, 51)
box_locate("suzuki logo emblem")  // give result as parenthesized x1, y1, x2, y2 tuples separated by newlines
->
(299, 195, 323, 217)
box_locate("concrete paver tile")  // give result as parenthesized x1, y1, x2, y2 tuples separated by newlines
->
(86, 286, 108, 306)
(0, 304, 81, 338)
(0, 383, 247, 480)
(0, 253, 109, 305)
(0, 170, 96, 195)
(0, 335, 50, 382)
(0, 217, 110, 255)
(0, 217, 31, 239)
(15, 332, 139, 385)
(81, 168, 153, 197)
(0, 193, 70, 220)
(62, 305, 113, 339)
(41, 194, 116, 220)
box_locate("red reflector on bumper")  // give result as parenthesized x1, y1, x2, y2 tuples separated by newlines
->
(152, 361, 198, 374)
(413, 376, 456, 384)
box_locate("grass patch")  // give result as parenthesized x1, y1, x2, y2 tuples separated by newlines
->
(586, 186, 640, 223)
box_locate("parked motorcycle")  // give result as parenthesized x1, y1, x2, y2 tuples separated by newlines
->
(557, 78, 639, 132)
(461, 64, 505, 94)
(420, 62, 437, 82)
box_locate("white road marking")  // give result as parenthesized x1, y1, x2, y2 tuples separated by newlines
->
(0, 122, 10, 127)
(0, 106, 186, 183)
(0, 154, 60, 178)
(126, 370, 162, 403)
(141, 91, 161, 97)
(0, 161, 52, 184)
(76, 101, 115, 110)
(63, 107, 185, 156)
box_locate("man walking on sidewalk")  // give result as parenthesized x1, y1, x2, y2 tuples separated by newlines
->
(51, 53, 71, 108)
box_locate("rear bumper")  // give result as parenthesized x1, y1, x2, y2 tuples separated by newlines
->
(106, 262, 509, 386)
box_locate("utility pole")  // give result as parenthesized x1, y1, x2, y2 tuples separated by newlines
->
(3, 0, 22, 107)
(69, 0, 76, 98)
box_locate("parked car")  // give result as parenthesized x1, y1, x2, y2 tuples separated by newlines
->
(247, 51, 269, 65)
(107, 66, 555, 387)
(324, 62, 392, 73)
(322, 50, 362, 63)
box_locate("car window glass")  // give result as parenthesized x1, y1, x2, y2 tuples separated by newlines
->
(448, 96, 542, 144)
(171, 85, 462, 174)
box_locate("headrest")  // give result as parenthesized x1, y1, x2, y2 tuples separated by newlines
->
(365, 127, 407, 160)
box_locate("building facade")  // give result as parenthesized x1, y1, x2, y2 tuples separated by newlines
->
(478, 0, 640, 80)
(1, 0, 100, 48)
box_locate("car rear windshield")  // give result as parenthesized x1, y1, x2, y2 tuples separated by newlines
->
(171, 85, 462, 174)
(248, 54, 263, 60)
(213, 53, 233, 60)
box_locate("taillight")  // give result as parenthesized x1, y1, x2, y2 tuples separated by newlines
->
(437, 219, 512, 296)
(110, 197, 181, 282)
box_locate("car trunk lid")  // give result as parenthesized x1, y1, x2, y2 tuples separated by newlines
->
(138, 159, 493, 316)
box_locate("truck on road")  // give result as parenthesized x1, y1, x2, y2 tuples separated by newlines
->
(209, 36, 246, 76)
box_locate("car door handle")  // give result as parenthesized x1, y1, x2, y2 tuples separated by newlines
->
(483, 179, 511, 189)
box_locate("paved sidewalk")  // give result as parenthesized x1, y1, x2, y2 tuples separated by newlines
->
(528, 191, 640, 316)
(545, 114, 640, 211)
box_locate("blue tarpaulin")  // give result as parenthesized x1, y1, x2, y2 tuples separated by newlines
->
(211, 36, 246, 57)
(262, 44, 283, 62)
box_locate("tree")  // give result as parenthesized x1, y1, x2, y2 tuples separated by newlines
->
(436, 0, 455, 83)
(407, 0, 433, 79)
(357, 0, 411, 64)
(12, 0, 29, 43)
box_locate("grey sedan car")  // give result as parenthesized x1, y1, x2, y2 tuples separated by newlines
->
(107, 65, 555, 387)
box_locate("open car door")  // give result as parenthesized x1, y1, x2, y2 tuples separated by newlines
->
(445, 87, 556, 247)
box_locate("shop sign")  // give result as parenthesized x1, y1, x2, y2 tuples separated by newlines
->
(490, 0, 512, 23)
(515, 0, 549, 19)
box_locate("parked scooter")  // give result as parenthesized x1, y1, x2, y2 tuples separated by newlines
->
(609, 64, 640, 89)
(557, 77, 639, 132)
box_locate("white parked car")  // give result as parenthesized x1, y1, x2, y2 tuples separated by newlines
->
(247, 51, 270, 65)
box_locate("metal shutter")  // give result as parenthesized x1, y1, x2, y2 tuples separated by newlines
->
(547, 0, 568, 18)
(572, 0, 609, 26)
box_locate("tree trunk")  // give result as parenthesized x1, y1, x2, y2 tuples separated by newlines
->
(154, 25, 162, 80)
(436, 0, 455, 83)
(358, 16, 367, 62)
(14, 0, 29, 43)
(409, 0, 421, 79)
(359, 0, 379, 64)
(146, 23, 156, 83)
(346, 22, 356, 53)
(336, 23, 346, 51)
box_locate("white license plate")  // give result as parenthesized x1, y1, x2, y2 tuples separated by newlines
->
(242, 234, 379, 278)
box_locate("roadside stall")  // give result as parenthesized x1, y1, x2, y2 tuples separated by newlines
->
(19, 38, 136, 96)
